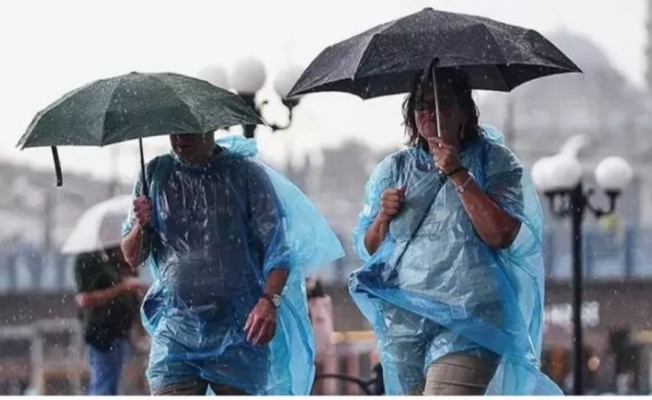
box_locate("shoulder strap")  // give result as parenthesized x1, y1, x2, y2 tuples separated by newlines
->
(145, 154, 173, 232)
(147, 155, 174, 193)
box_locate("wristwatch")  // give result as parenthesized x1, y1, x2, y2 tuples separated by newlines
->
(261, 293, 281, 308)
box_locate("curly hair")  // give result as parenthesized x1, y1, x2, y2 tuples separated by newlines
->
(402, 69, 480, 149)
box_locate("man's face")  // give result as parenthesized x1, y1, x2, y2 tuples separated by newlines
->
(170, 133, 214, 163)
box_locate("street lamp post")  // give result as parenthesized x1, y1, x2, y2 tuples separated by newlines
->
(531, 154, 634, 395)
(230, 57, 267, 138)
(199, 59, 304, 138)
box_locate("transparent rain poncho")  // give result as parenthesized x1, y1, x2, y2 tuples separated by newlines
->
(123, 135, 344, 395)
(350, 125, 561, 395)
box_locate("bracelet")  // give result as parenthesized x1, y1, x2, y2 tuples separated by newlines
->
(455, 173, 474, 193)
(445, 167, 466, 177)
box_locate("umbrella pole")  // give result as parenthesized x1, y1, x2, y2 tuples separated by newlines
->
(431, 67, 443, 139)
(139, 138, 149, 197)
(137, 137, 152, 266)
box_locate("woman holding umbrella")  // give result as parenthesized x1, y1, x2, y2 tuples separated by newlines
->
(354, 69, 525, 395)
(288, 8, 579, 395)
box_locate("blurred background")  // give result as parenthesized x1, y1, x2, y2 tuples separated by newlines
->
(1, 0, 652, 395)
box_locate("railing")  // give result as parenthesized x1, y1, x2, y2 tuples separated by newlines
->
(2, 227, 652, 293)
(314, 371, 381, 395)
(311, 330, 382, 395)
(0, 319, 149, 395)
(542, 227, 652, 280)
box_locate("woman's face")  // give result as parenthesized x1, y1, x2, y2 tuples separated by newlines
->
(414, 83, 466, 141)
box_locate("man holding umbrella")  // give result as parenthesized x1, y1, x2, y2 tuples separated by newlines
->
(121, 131, 342, 395)
(18, 72, 343, 396)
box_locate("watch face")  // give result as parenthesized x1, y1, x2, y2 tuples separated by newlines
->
(264, 294, 281, 307)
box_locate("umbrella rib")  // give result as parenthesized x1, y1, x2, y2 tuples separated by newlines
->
(150, 75, 206, 132)
(476, 23, 511, 91)
(351, 19, 401, 82)
(101, 77, 125, 147)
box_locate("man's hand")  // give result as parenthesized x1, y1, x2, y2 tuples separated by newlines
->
(133, 195, 153, 227)
(244, 298, 277, 345)
(122, 197, 153, 268)
(75, 293, 92, 308)
(379, 186, 406, 222)
(428, 137, 463, 175)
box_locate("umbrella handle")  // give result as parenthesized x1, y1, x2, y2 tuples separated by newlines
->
(51, 146, 63, 187)
(139, 138, 149, 197)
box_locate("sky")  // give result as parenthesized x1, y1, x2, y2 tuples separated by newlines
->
(0, 0, 647, 183)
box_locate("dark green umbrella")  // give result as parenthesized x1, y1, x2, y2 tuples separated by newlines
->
(16, 72, 261, 193)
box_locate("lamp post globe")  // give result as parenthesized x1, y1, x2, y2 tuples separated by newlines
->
(595, 156, 634, 194)
(197, 64, 229, 89)
(274, 64, 304, 100)
(548, 154, 583, 191)
(231, 57, 267, 95)
(531, 156, 556, 193)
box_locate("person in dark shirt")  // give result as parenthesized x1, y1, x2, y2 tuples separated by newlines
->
(74, 246, 145, 395)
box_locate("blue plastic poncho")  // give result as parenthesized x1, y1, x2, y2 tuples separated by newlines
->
(123, 135, 344, 395)
(350, 125, 561, 395)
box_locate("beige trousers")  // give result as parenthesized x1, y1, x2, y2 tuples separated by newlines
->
(422, 353, 498, 396)
(151, 380, 247, 396)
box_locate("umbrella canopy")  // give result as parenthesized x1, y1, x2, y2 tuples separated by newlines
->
(61, 195, 131, 255)
(288, 7, 581, 99)
(16, 72, 261, 187)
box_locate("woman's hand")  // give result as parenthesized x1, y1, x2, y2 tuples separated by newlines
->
(364, 186, 406, 256)
(379, 186, 406, 222)
(427, 137, 463, 175)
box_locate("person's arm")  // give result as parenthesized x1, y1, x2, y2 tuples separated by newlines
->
(262, 268, 289, 297)
(247, 163, 291, 281)
(354, 157, 397, 258)
(76, 277, 142, 308)
(122, 221, 151, 268)
(244, 163, 292, 345)
(76, 284, 127, 308)
(447, 144, 523, 249)
(364, 215, 392, 256)
(121, 165, 155, 268)
(449, 169, 521, 249)
(430, 137, 524, 250)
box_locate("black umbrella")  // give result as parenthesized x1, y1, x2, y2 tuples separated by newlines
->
(288, 7, 582, 99)
(17, 72, 262, 193)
